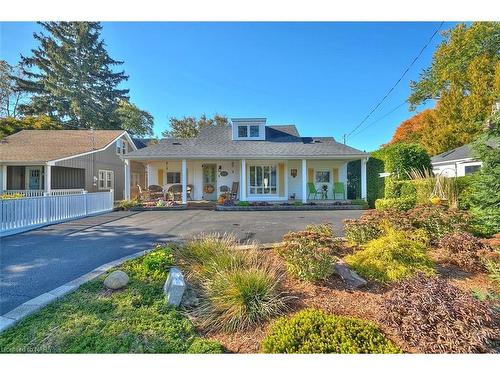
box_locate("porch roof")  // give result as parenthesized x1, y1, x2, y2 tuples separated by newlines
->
(0, 130, 128, 163)
(124, 125, 369, 160)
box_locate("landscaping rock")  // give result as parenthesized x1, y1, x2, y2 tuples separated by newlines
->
(163, 267, 186, 306)
(104, 270, 129, 290)
(181, 284, 200, 308)
(334, 261, 367, 289)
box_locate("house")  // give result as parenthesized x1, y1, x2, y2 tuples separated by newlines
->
(0, 129, 141, 200)
(431, 144, 482, 177)
(122, 118, 369, 203)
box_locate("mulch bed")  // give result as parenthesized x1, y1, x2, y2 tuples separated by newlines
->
(197, 248, 499, 354)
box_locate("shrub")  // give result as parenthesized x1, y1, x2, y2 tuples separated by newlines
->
(0, 193, 24, 199)
(178, 234, 289, 332)
(383, 143, 431, 179)
(345, 227, 434, 282)
(367, 151, 385, 208)
(142, 245, 174, 276)
(437, 232, 489, 272)
(186, 338, 225, 353)
(262, 309, 400, 354)
(381, 274, 498, 353)
(276, 224, 341, 281)
(116, 199, 140, 210)
(375, 197, 415, 211)
(236, 200, 250, 206)
(479, 248, 500, 283)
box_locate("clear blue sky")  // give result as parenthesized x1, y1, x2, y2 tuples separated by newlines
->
(0, 22, 448, 151)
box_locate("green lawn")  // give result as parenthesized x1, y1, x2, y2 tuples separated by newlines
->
(0, 246, 223, 353)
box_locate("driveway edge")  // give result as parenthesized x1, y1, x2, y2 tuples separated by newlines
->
(0, 240, 286, 334)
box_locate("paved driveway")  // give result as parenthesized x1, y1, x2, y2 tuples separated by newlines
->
(0, 209, 362, 314)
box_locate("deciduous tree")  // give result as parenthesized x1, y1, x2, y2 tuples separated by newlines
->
(162, 114, 229, 138)
(114, 100, 154, 137)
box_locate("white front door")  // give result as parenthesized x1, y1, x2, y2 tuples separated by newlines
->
(25, 167, 43, 190)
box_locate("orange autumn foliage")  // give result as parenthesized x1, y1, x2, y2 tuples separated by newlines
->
(388, 109, 437, 151)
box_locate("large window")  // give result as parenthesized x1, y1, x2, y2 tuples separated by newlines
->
(315, 170, 330, 183)
(249, 165, 277, 194)
(167, 172, 181, 184)
(98, 170, 114, 190)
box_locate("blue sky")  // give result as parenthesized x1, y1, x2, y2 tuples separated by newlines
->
(0, 22, 448, 151)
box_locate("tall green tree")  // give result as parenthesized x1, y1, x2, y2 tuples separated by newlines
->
(469, 111, 500, 236)
(115, 100, 154, 137)
(162, 114, 229, 138)
(0, 60, 27, 118)
(408, 22, 500, 155)
(16, 22, 129, 129)
(0, 115, 62, 139)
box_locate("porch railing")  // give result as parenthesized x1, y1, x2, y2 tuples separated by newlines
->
(0, 190, 113, 237)
(2, 189, 86, 197)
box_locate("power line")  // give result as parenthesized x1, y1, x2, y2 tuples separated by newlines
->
(350, 100, 407, 138)
(345, 21, 444, 140)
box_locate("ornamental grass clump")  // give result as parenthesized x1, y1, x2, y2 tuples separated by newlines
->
(262, 309, 401, 354)
(275, 224, 342, 282)
(381, 274, 499, 353)
(344, 226, 435, 283)
(436, 232, 491, 272)
(177, 234, 289, 332)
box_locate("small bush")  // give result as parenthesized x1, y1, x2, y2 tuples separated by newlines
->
(142, 245, 174, 275)
(375, 197, 415, 211)
(186, 338, 225, 353)
(0, 193, 24, 199)
(276, 224, 341, 281)
(262, 309, 400, 354)
(237, 201, 250, 206)
(437, 232, 489, 272)
(116, 199, 140, 210)
(178, 234, 289, 332)
(345, 227, 434, 282)
(479, 248, 500, 283)
(381, 274, 498, 353)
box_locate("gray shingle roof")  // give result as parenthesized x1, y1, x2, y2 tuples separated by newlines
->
(431, 144, 473, 164)
(124, 125, 368, 160)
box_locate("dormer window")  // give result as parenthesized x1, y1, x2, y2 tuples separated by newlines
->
(232, 118, 266, 140)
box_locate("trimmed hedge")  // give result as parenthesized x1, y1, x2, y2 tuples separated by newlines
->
(367, 152, 385, 208)
(375, 197, 416, 211)
(262, 309, 401, 353)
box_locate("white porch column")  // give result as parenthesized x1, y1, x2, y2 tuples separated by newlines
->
(124, 159, 131, 200)
(284, 160, 289, 200)
(301, 159, 307, 203)
(240, 159, 246, 201)
(1, 164, 7, 193)
(181, 159, 187, 204)
(146, 163, 152, 187)
(44, 164, 52, 195)
(361, 158, 368, 199)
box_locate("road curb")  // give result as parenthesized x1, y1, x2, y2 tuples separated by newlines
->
(0, 240, 184, 334)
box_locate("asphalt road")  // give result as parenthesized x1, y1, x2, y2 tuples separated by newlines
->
(0, 209, 362, 314)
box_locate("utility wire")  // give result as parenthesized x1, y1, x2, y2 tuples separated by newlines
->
(350, 100, 407, 138)
(345, 21, 444, 140)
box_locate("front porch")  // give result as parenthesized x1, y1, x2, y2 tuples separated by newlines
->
(0, 164, 86, 197)
(124, 158, 368, 204)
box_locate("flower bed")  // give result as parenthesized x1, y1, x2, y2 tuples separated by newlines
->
(216, 201, 366, 211)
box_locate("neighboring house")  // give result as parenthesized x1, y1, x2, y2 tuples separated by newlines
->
(0, 130, 141, 200)
(431, 144, 482, 178)
(123, 118, 369, 203)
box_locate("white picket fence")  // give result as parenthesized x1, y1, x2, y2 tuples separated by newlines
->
(0, 190, 114, 237)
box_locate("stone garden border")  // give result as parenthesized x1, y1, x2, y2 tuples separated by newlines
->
(215, 204, 364, 211)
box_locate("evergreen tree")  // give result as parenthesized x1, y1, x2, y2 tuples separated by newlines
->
(16, 22, 129, 129)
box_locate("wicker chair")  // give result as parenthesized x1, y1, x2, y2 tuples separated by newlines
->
(148, 184, 164, 200)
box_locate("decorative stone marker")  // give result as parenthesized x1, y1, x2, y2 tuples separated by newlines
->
(163, 267, 186, 307)
(334, 260, 367, 289)
(104, 270, 129, 290)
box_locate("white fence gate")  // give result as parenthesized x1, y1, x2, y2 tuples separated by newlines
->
(0, 191, 114, 237)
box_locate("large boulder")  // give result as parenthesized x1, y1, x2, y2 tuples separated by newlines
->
(104, 270, 129, 290)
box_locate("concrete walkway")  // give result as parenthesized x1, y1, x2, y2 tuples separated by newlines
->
(0, 209, 362, 314)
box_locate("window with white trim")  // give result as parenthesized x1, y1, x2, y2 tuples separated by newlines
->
(98, 170, 114, 190)
(237, 124, 260, 139)
(116, 139, 127, 155)
(249, 165, 277, 195)
(167, 172, 181, 184)
(315, 170, 330, 183)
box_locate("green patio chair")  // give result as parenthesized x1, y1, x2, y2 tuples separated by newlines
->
(307, 182, 320, 200)
(333, 182, 345, 200)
